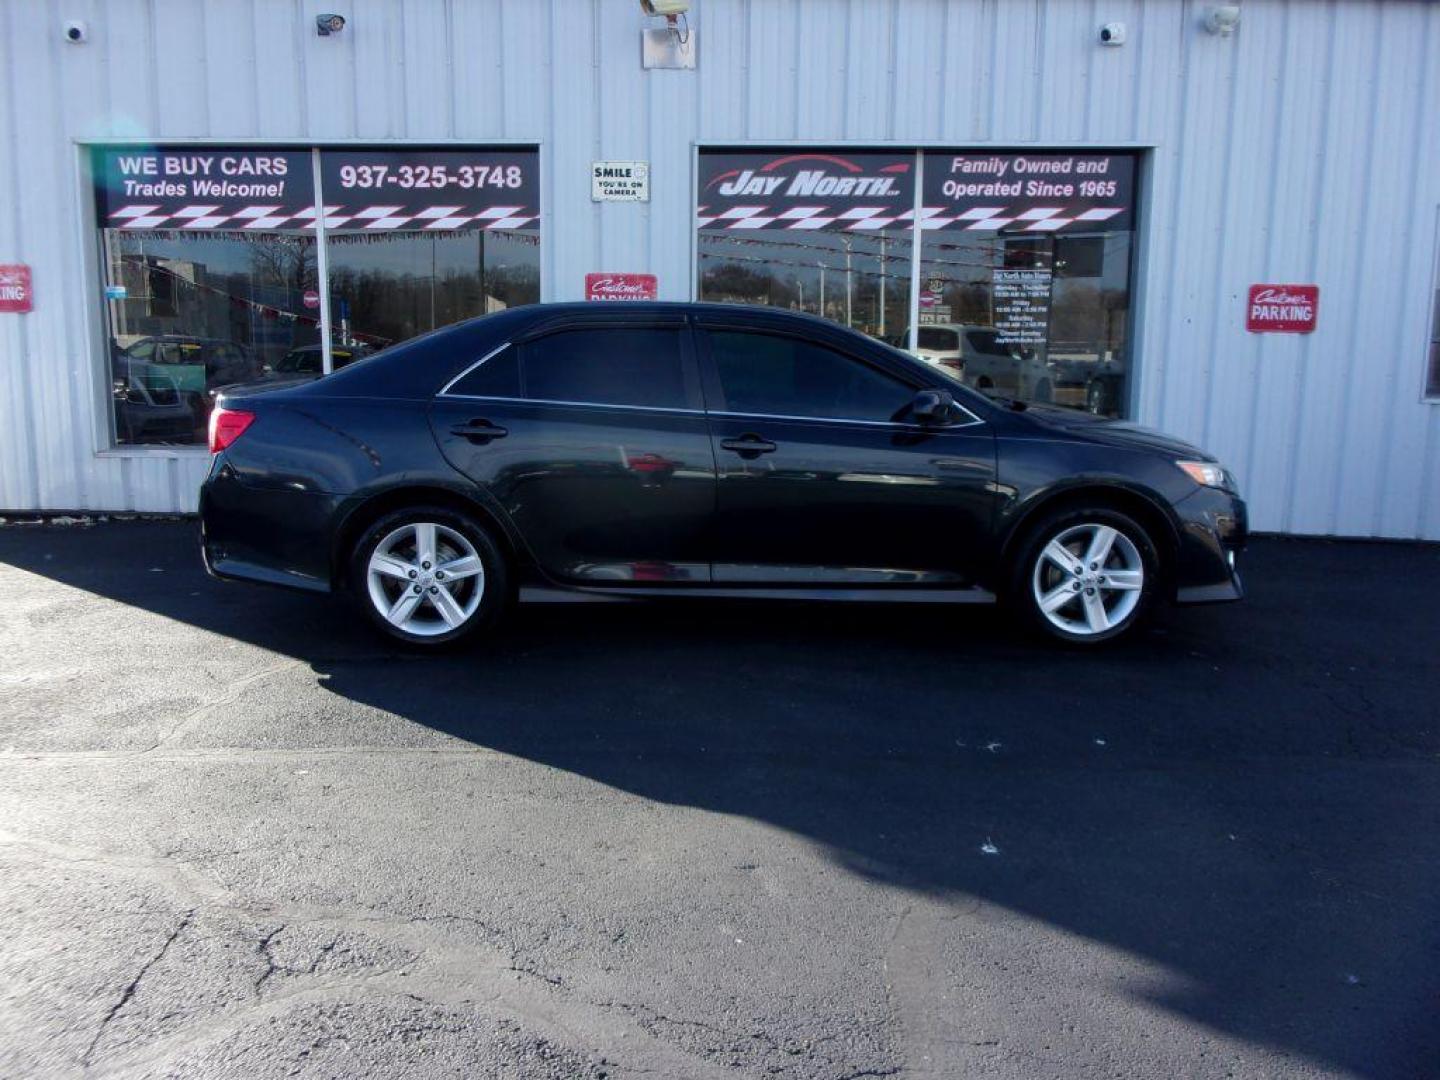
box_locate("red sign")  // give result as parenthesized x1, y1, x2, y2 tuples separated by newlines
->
(1246, 284, 1319, 334)
(0, 265, 32, 313)
(302, 288, 320, 309)
(585, 272, 657, 302)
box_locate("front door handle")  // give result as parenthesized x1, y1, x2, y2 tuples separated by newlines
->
(720, 433, 777, 459)
(451, 419, 508, 444)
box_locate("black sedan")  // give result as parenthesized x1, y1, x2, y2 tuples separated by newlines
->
(200, 303, 1246, 647)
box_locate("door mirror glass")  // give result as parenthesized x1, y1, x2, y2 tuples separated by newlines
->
(910, 388, 958, 425)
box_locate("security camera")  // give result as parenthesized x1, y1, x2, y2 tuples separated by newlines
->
(1205, 5, 1241, 35)
(63, 19, 88, 44)
(1099, 22, 1126, 45)
(315, 13, 346, 36)
(640, 1, 690, 15)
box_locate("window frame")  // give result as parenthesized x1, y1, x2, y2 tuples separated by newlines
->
(1425, 205, 1440, 404)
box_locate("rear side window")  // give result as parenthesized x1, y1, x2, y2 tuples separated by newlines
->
(450, 346, 521, 398)
(918, 328, 958, 351)
(522, 328, 688, 409)
(705, 330, 914, 422)
(445, 328, 688, 409)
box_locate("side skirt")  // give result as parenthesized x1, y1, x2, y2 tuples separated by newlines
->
(519, 585, 997, 605)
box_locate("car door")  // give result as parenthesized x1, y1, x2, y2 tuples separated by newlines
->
(697, 322, 997, 586)
(429, 316, 717, 584)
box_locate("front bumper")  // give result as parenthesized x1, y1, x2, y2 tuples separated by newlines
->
(1171, 485, 1248, 604)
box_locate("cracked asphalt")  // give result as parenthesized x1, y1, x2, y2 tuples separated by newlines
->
(1, 520, 1438, 1079)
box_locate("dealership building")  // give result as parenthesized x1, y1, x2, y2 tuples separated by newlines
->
(1, 0, 1437, 539)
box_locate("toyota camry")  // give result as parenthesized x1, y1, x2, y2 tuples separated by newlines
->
(200, 303, 1246, 647)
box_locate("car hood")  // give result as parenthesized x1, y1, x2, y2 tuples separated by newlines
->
(1018, 404, 1214, 461)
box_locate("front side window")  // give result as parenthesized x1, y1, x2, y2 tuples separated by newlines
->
(706, 330, 914, 422)
(522, 328, 688, 409)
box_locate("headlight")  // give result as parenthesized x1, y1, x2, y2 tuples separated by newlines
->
(1176, 460, 1231, 489)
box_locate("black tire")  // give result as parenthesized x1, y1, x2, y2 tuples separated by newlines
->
(347, 505, 509, 649)
(1032, 378, 1053, 404)
(1006, 506, 1160, 646)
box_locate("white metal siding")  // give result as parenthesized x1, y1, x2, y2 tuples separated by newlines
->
(0, 0, 1436, 537)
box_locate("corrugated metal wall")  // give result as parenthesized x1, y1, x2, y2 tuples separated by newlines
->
(1, 0, 1437, 536)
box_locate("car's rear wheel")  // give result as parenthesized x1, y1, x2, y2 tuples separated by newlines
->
(349, 507, 508, 647)
(1009, 508, 1158, 645)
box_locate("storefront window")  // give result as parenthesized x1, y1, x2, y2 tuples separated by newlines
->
(93, 146, 541, 447)
(696, 151, 914, 343)
(95, 148, 319, 445)
(917, 151, 1137, 415)
(696, 148, 1139, 417)
(318, 150, 540, 352)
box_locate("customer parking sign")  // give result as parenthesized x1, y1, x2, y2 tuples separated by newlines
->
(0, 265, 32, 313)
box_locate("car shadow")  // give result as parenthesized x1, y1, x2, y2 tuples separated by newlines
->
(4, 520, 1439, 1077)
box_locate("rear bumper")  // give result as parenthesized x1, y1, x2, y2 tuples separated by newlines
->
(199, 462, 338, 594)
(1171, 486, 1248, 605)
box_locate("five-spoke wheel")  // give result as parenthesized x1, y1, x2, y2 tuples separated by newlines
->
(350, 508, 507, 646)
(1012, 509, 1157, 644)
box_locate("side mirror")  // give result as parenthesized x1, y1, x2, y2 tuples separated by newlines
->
(911, 388, 958, 426)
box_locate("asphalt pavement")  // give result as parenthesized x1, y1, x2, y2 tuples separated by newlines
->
(0, 520, 1437, 1079)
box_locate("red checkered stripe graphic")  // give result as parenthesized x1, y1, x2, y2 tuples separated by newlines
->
(106, 204, 539, 230)
(697, 205, 1125, 232)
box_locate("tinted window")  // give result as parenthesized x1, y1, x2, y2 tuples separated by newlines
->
(450, 345, 521, 398)
(918, 328, 958, 351)
(707, 331, 914, 422)
(278, 350, 321, 374)
(521, 328, 687, 409)
(965, 331, 1009, 357)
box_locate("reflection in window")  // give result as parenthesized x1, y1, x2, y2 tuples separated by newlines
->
(707, 331, 913, 422)
(914, 230, 1132, 416)
(522, 329, 687, 409)
(699, 230, 913, 345)
(101, 231, 318, 445)
(325, 229, 539, 352)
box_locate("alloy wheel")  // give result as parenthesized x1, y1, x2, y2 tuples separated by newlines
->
(365, 521, 485, 637)
(1030, 522, 1145, 637)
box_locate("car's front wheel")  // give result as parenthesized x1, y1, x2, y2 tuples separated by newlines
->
(1010, 508, 1158, 644)
(349, 507, 508, 648)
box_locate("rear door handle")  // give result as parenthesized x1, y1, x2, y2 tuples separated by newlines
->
(720, 433, 777, 458)
(451, 419, 508, 444)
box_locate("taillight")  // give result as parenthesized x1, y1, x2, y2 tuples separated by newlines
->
(208, 407, 256, 453)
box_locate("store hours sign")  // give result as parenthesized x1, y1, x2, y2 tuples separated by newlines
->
(993, 270, 1053, 346)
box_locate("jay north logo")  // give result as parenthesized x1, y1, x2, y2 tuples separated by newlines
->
(710, 154, 907, 201)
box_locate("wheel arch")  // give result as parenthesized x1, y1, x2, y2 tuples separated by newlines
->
(999, 482, 1181, 593)
(330, 484, 527, 590)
